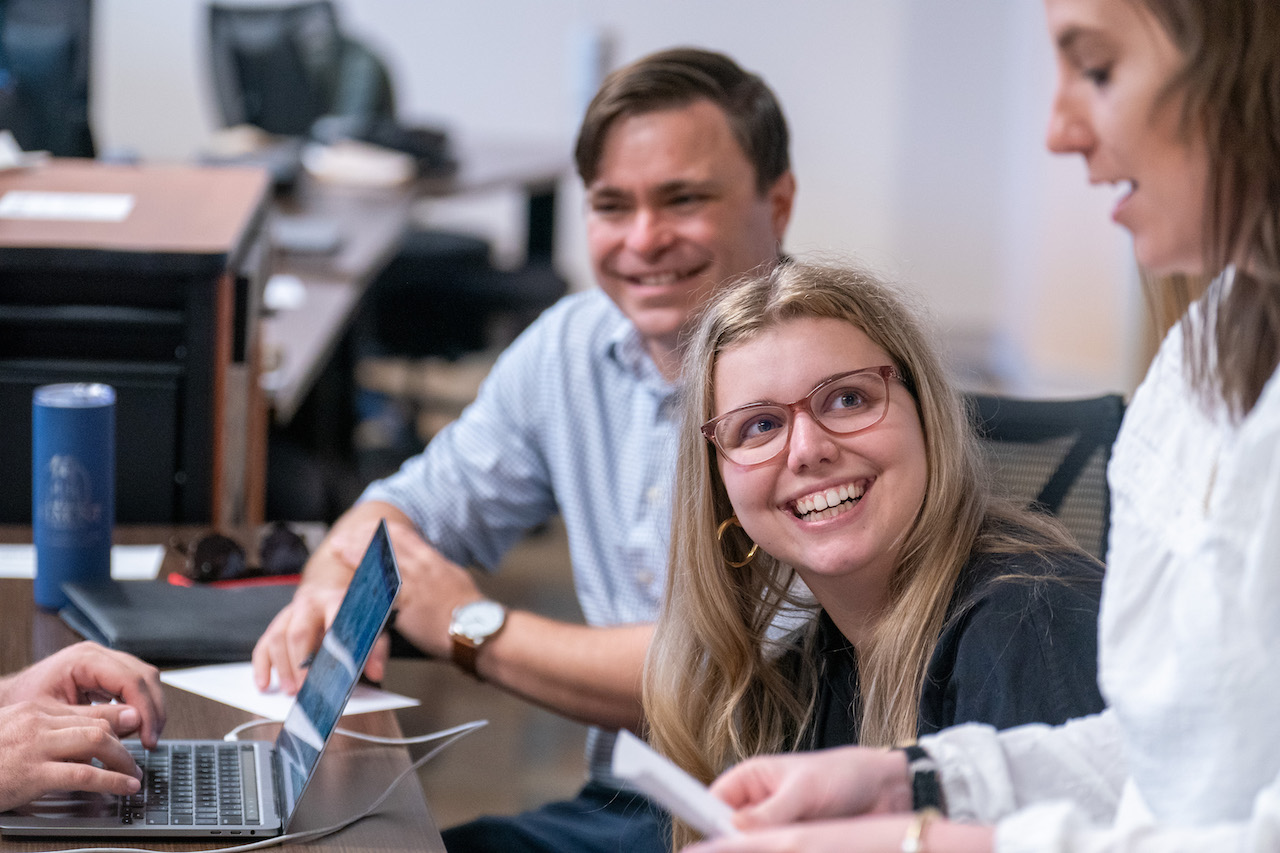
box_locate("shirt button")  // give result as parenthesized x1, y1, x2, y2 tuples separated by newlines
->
(636, 570, 654, 588)
(645, 486, 662, 504)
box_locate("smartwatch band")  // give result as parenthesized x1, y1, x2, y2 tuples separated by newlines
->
(900, 744, 946, 813)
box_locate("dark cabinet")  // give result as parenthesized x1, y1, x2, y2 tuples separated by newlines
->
(0, 160, 270, 524)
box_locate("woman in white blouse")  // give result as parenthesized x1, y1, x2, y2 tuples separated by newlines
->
(684, 1, 1280, 852)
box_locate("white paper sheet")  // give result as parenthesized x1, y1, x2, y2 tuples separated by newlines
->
(160, 662, 419, 720)
(0, 544, 163, 580)
(0, 190, 135, 221)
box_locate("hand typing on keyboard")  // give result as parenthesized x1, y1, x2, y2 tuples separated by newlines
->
(0, 642, 166, 812)
(120, 742, 259, 828)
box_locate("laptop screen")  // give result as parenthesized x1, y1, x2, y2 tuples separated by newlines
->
(273, 520, 401, 825)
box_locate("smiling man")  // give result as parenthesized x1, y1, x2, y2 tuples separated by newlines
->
(252, 47, 794, 852)
(579, 80, 794, 380)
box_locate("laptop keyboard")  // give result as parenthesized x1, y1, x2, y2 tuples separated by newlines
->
(121, 743, 262, 827)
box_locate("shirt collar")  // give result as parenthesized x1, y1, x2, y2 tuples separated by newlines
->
(603, 309, 679, 398)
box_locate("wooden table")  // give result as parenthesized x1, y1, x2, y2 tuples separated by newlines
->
(0, 527, 446, 852)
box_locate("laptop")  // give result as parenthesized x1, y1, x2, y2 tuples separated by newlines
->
(0, 520, 401, 838)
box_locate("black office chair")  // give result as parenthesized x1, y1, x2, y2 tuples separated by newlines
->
(205, 1, 563, 362)
(206, 2, 566, 518)
(966, 392, 1126, 562)
(207, 1, 395, 140)
(0, 0, 96, 157)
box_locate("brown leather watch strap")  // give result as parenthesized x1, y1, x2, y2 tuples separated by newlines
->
(451, 633, 482, 678)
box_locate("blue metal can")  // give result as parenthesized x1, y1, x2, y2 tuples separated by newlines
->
(33, 383, 116, 610)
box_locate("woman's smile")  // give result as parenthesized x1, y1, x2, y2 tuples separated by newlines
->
(789, 479, 868, 521)
(713, 317, 927, 593)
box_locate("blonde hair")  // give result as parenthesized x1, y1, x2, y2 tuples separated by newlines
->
(644, 260, 1080, 846)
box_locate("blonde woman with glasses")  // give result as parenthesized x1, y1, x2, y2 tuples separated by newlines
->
(644, 260, 1106, 849)
(687, 2, 1280, 851)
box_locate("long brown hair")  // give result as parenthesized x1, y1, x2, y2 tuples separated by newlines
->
(1133, 0, 1280, 417)
(644, 261, 1082, 847)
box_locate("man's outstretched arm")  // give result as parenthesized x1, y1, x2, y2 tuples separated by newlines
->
(252, 501, 648, 730)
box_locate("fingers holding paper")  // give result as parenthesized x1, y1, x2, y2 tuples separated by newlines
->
(682, 748, 1000, 853)
(684, 815, 910, 853)
(683, 815, 994, 853)
(708, 747, 911, 830)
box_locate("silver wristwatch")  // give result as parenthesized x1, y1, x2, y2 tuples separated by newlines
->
(448, 599, 507, 677)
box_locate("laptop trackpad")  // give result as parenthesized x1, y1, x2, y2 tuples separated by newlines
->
(7, 790, 117, 819)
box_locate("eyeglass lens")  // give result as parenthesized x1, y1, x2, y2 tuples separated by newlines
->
(187, 522, 310, 582)
(713, 370, 890, 465)
(190, 533, 247, 583)
(260, 522, 311, 576)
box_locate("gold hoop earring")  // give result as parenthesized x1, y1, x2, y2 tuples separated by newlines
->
(716, 515, 759, 568)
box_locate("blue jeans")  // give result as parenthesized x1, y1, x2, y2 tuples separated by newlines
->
(441, 782, 670, 853)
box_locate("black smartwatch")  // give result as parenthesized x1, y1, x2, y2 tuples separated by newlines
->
(900, 743, 946, 813)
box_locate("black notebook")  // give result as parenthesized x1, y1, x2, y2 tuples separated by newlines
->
(59, 580, 297, 664)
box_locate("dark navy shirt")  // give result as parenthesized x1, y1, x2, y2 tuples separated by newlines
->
(805, 549, 1106, 748)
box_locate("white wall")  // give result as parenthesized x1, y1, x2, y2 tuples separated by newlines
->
(92, 0, 1144, 397)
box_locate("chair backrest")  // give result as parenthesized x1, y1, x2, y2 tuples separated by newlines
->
(0, 0, 95, 157)
(966, 392, 1126, 562)
(208, 1, 343, 135)
(206, 1, 394, 137)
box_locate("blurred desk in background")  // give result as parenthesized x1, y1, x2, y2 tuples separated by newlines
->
(0, 159, 271, 526)
(260, 137, 569, 425)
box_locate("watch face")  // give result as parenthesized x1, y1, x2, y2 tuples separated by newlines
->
(454, 600, 506, 639)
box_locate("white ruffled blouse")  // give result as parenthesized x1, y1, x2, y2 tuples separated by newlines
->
(923, 288, 1280, 852)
